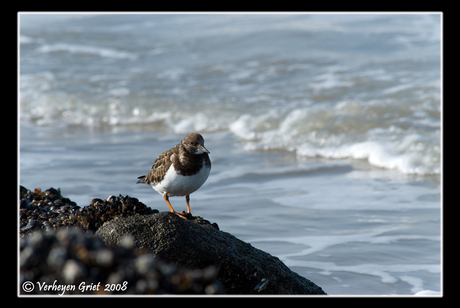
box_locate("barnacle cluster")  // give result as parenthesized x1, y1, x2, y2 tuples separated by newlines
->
(20, 186, 158, 236)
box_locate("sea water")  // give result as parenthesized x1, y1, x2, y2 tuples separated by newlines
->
(19, 13, 441, 295)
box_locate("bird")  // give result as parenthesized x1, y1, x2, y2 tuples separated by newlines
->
(136, 133, 211, 217)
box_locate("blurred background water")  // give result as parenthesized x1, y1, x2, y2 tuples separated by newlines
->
(19, 13, 441, 295)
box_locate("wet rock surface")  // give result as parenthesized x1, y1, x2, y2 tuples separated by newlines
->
(96, 212, 326, 294)
(19, 186, 326, 295)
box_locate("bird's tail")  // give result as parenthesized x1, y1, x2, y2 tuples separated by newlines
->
(136, 175, 146, 184)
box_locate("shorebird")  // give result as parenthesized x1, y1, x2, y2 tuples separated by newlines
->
(136, 133, 211, 217)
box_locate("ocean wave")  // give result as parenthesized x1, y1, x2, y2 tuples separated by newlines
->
(27, 90, 434, 177)
(20, 82, 440, 175)
(296, 138, 440, 175)
(36, 43, 137, 60)
(227, 99, 439, 175)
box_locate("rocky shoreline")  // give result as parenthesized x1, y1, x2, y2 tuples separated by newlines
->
(19, 186, 326, 295)
(20, 186, 157, 236)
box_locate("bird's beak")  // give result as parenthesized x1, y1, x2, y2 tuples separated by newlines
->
(197, 144, 210, 154)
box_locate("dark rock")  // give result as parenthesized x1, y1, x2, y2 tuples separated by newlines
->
(96, 212, 326, 295)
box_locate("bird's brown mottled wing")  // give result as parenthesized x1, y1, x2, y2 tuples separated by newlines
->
(137, 144, 179, 185)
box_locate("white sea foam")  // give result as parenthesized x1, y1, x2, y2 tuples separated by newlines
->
(308, 65, 354, 93)
(414, 290, 442, 296)
(297, 138, 440, 175)
(173, 112, 225, 134)
(36, 43, 137, 60)
(20, 35, 35, 44)
(229, 101, 439, 175)
(20, 73, 440, 175)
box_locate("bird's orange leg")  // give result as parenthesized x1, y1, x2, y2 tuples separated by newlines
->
(163, 193, 176, 212)
(185, 195, 192, 214)
(164, 193, 187, 218)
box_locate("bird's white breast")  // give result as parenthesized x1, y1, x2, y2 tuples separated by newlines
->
(151, 158, 210, 197)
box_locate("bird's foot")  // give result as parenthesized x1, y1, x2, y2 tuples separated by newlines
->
(173, 211, 193, 219)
